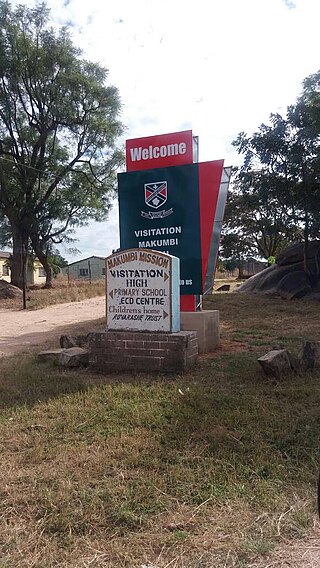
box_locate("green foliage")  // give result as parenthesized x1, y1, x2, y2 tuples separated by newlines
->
(267, 255, 276, 266)
(227, 70, 320, 264)
(219, 232, 255, 277)
(48, 249, 68, 276)
(0, 1, 124, 286)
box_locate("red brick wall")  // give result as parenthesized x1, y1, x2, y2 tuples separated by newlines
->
(89, 331, 198, 373)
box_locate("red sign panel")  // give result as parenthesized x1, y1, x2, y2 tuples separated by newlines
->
(126, 130, 193, 172)
(198, 160, 224, 285)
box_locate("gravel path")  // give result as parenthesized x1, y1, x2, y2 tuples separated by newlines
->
(0, 296, 105, 356)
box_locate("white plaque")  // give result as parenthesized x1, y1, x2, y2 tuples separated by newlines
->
(106, 249, 180, 332)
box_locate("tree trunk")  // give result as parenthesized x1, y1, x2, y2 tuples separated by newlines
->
(238, 255, 244, 279)
(303, 211, 310, 281)
(33, 245, 53, 288)
(11, 224, 27, 289)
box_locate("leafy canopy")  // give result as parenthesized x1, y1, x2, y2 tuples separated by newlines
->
(0, 1, 124, 285)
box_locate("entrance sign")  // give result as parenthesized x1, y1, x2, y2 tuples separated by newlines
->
(118, 160, 225, 295)
(121, 128, 229, 310)
(118, 163, 202, 294)
(106, 249, 180, 332)
(126, 130, 193, 172)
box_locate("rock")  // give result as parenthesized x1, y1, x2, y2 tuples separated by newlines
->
(59, 333, 93, 348)
(299, 340, 320, 371)
(258, 349, 294, 379)
(76, 333, 94, 347)
(58, 347, 89, 367)
(38, 349, 65, 363)
(216, 284, 230, 292)
(287, 351, 300, 374)
(60, 335, 78, 348)
(0, 280, 23, 299)
(276, 271, 312, 300)
(276, 241, 320, 266)
(236, 241, 320, 300)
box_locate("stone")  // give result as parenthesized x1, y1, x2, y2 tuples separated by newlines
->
(236, 241, 320, 300)
(60, 333, 93, 349)
(58, 347, 89, 367)
(216, 284, 230, 292)
(299, 340, 320, 371)
(60, 335, 78, 348)
(258, 349, 293, 379)
(38, 349, 65, 363)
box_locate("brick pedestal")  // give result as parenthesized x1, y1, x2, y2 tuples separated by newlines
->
(89, 331, 198, 373)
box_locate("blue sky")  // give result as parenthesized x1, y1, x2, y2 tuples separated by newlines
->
(14, 0, 320, 261)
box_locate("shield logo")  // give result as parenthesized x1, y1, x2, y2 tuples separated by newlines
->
(144, 181, 167, 209)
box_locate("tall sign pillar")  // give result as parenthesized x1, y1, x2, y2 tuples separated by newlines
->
(125, 130, 202, 312)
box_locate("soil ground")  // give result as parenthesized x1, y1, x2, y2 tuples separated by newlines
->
(0, 296, 105, 356)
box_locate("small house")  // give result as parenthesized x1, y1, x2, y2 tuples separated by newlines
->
(0, 251, 46, 285)
(0, 251, 11, 282)
(62, 256, 105, 281)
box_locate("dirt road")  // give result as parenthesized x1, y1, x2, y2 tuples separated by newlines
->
(0, 296, 105, 356)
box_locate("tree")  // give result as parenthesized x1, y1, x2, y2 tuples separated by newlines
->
(219, 232, 255, 279)
(48, 250, 68, 277)
(231, 75, 320, 276)
(224, 166, 302, 261)
(0, 1, 123, 288)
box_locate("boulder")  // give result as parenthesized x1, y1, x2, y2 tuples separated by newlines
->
(237, 241, 320, 300)
(38, 349, 65, 363)
(58, 347, 89, 367)
(59, 333, 93, 349)
(216, 284, 230, 292)
(60, 335, 78, 348)
(276, 241, 320, 266)
(299, 340, 320, 371)
(258, 349, 294, 379)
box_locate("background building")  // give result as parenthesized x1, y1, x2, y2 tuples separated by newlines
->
(0, 251, 46, 285)
(62, 256, 105, 281)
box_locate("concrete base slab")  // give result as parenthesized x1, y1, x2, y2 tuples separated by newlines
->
(180, 310, 220, 354)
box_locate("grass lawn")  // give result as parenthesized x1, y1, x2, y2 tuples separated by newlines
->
(0, 292, 319, 567)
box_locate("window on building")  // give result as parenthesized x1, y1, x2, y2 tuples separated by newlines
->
(38, 267, 46, 277)
(102, 267, 105, 275)
(2, 264, 9, 276)
(79, 268, 89, 276)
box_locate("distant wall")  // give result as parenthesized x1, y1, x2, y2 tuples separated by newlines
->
(62, 257, 105, 281)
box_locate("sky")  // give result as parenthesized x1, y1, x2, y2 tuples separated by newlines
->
(13, 0, 320, 261)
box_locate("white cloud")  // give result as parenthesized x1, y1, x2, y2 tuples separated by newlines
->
(12, 0, 320, 260)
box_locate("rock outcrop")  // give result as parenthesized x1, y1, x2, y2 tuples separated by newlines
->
(237, 241, 320, 300)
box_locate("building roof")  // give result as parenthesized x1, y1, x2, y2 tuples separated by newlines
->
(0, 251, 11, 259)
(67, 255, 105, 267)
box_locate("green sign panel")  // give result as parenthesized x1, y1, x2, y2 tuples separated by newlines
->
(118, 163, 202, 294)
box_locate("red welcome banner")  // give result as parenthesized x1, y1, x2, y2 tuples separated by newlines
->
(126, 130, 193, 171)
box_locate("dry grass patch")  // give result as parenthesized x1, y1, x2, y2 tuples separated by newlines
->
(1, 293, 320, 566)
(0, 278, 105, 310)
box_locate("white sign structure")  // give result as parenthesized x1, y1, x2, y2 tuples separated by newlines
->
(106, 249, 180, 332)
